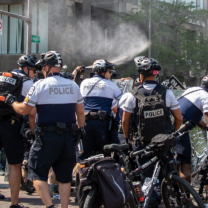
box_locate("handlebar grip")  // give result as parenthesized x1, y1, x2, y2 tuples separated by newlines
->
(130, 149, 145, 158)
(176, 121, 193, 134)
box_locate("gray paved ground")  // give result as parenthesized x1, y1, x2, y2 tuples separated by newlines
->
(0, 175, 202, 208)
(0, 176, 78, 208)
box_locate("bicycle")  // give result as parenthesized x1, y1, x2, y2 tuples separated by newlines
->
(83, 122, 204, 208)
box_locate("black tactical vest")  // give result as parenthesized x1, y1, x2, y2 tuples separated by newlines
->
(0, 71, 28, 117)
(131, 83, 174, 145)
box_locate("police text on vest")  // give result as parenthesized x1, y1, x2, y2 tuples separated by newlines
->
(49, 87, 74, 95)
(144, 109, 164, 119)
(0, 76, 17, 85)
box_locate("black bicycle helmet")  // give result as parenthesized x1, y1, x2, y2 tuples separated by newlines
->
(201, 76, 208, 87)
(17, 55, 37, 69)
(92, 59, 116, 73)
(36, 51, 63, 68)
(134, 56, 161, 74)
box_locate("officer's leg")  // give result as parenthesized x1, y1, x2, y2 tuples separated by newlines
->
(53, 132, 76, 208)
(176, 133, 192, 183)
(79, 120, 96, 160)
(95, 120, 111, 156)
(28, 132, 63, 207)
(33, 180, 53, 206)
(179, 163, 192, 183)
(110, 129, 120, 144)
(59, 182, 71, 208)
(8, 164, 21, 205)
(0, 120, 24, 206)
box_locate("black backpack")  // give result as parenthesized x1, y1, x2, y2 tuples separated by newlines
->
(0, 72, 29, 117)
(76, 157, 130, 208)
(131, 84, 172, 145)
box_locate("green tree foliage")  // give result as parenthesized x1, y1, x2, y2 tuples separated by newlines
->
(115, 0, 208, 82)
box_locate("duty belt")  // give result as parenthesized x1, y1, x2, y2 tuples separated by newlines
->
(85, 111, 108, 121)
(42, 126, 71, 132)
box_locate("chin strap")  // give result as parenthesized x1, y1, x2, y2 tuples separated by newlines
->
(46, 66, 52, 77)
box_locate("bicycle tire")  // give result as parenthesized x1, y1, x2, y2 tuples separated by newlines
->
(162, 174, 204, 208)
(21, 163, 35, 194)
(83, 186, 136, 208)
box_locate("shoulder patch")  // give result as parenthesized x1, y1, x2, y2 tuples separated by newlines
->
(24, 96, 29, 104)
(28, 86, 35, 96)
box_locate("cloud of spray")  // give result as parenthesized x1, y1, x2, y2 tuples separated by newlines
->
(108, 24, 150, 65)
(77, 20, 150, 67)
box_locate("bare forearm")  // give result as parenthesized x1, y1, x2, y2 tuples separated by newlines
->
(122, 111, 132, 139)
(122, 121, 130, 138)
(76, 113, 85, 127)
(12, 102, 29, 115)
(29, 114, 36, 133)
(174, 119, 182, 130)
(72, 70, 78, 81)
(204, 113, 208, 125)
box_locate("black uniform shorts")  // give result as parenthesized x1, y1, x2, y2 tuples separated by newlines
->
(176, 132, 192, 164)
(28, 131, 76, 183)
(79, 119, 119, 161)
(0, 118, 24, 165)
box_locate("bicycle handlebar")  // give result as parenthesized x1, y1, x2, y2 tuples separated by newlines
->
(130, 121, 193, 158)
(130, 149, 145, 158)
(174, 121, 193, 136)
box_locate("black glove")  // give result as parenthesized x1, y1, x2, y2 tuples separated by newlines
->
(78, 127, 86, 139)
(5, 94, 17, 106)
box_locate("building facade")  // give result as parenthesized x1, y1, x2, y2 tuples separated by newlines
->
(0, 0, 142, 74)
(0, 0, 207, 76)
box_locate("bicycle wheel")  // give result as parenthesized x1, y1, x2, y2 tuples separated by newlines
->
(83, 186, 136, 208)
(21, 162, 35, 194)
(162, 174, 204, 208)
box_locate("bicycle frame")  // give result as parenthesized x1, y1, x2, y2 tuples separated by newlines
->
(120, 149, 185, 208)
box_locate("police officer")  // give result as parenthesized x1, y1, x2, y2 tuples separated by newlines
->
(0, 55, 37, 208)
(176, 75, 208, 186)
(3, 51, 85, 208)
(121, 56, 183, 207)
(79, 59, 122, 160)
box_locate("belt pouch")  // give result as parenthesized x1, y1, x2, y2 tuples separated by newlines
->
(56, 122, 66, 135)
(70, 123, 78, 136)
(98, 110, 106, 120)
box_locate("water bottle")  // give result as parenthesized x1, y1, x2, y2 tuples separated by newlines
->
(53, 194, 60, 200)
(133, 181, 144, 202)
(77, 139, 84, 154)
(141, 177, 152, 196)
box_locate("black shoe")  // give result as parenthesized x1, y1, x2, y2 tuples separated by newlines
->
(0, 191, 5, 199)
(10, 204, 29, 208)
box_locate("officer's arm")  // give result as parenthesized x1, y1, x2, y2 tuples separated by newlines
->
(112, 106, 117, 114)
(12, 102, 33, 116)
(76, 103, 85, 127)
(170, 108, 183, 130)
(122, 111, 132, 139)
(72, 66, 82, 81)
(29, 107, 37, 134)
(204, 112, 208, 126)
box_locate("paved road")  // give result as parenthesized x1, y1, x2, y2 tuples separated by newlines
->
(0, 175, 201, 208)
(0, 176, 78, 208)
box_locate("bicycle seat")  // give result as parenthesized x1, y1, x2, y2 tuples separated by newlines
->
(104, 143, 130, 153)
